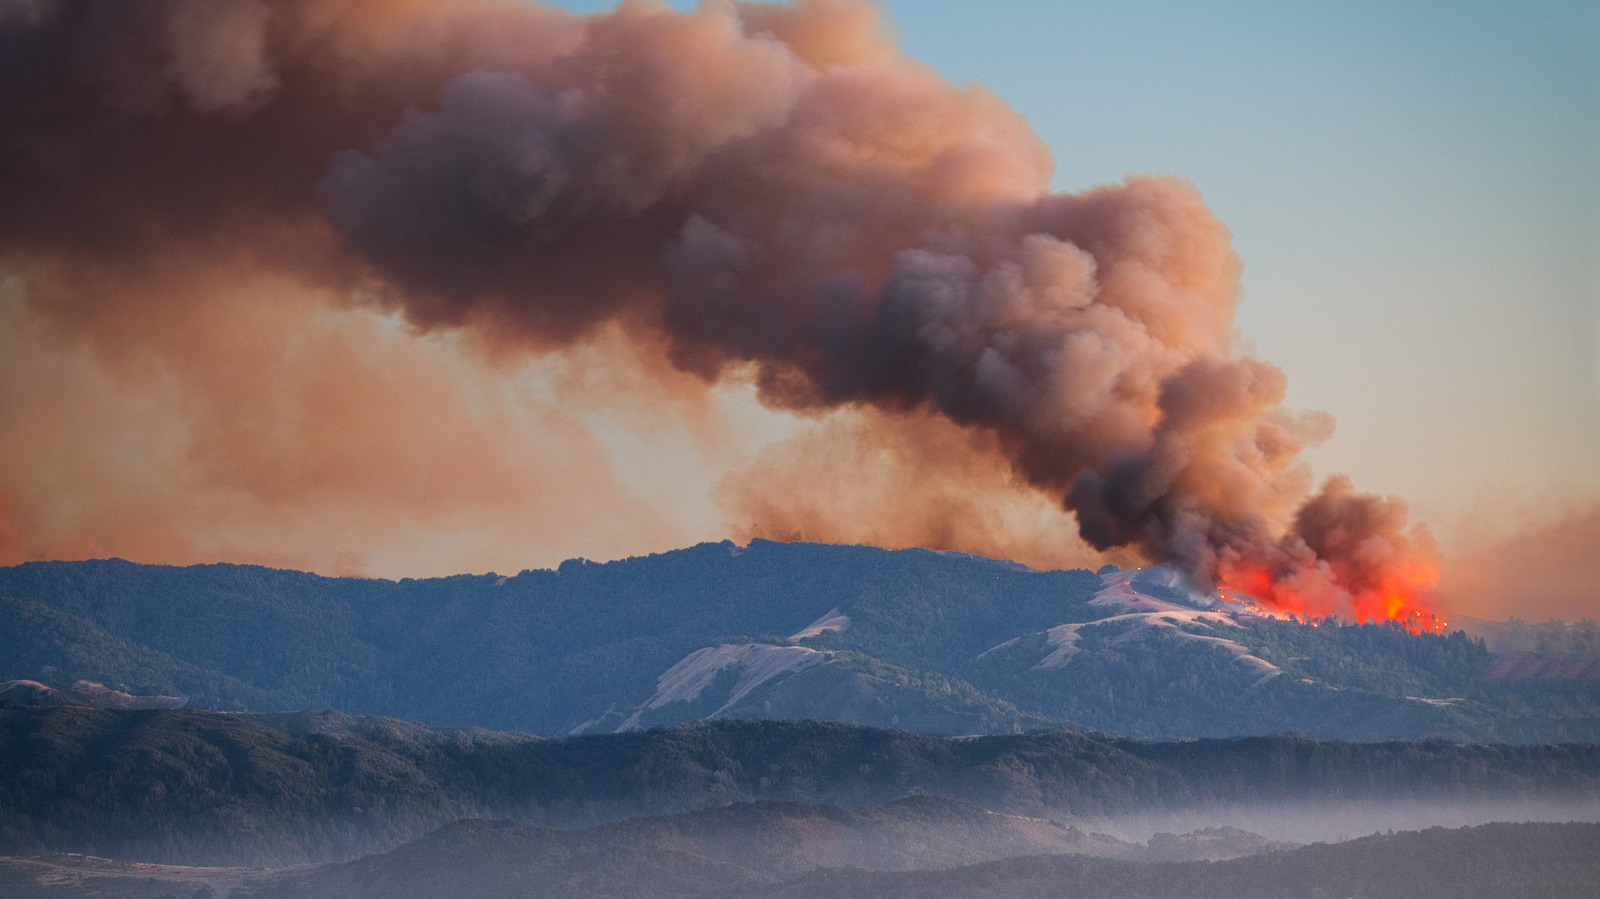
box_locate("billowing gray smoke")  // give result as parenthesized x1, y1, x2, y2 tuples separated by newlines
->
(0, 0, 1435, 616)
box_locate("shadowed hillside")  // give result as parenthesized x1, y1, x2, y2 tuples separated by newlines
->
(3, 707, 1598, 867)
(4, 544, 1599, 743)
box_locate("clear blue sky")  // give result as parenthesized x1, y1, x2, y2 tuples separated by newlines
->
(549, 0, 1600, 539)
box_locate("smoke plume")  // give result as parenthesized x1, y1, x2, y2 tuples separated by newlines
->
(717, 408, 1118, 573)
(0, 0, 1437, 617)
(1438, 502, 1600, 622)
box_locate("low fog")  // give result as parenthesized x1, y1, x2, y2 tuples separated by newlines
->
(1089, 796, 1600, 846)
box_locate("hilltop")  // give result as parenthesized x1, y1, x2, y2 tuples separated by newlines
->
(3, 542, 1597, 742)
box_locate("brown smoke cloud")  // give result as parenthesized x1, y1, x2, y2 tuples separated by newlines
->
(0, 0, 1438, 615)
(0, 248, 702, 575)
(1437, 502, 1600, 622)
(717, 408, 1117, 573)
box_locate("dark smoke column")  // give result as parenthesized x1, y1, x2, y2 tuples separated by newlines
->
(0, 0, 1437, 619)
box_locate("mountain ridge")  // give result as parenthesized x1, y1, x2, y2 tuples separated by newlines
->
(3, 541, 1598, 742)
(4, 705, 1599, 867)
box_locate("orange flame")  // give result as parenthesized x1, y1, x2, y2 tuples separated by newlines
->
(1217, 557, 1440, 631)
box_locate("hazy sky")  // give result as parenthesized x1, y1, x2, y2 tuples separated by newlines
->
(549, 0, 1600, 535)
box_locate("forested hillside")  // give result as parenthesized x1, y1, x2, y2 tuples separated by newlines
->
(3, 543, 1597, 741)
(3, 707, 1598, 866)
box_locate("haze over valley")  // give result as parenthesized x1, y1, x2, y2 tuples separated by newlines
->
(1, 0, 1596, 895)
(3, 545, 1600, 895)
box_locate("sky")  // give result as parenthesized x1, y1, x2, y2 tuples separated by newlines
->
(545, 0, 1600, 618)
(550, 0, 1600, 529)
(0, 0, 1595, 619)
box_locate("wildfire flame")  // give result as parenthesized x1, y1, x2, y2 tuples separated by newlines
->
(1217, 557, 1442, 632)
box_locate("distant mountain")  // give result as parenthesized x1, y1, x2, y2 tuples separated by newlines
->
(229, 808, 1216, 899)
(3, 707, 1599, 867)
(752, 823, 1600, 899)
(1450, 615, 1600, 655)
(55, 820, 1573, 899)
(3, 542, 1598, 741)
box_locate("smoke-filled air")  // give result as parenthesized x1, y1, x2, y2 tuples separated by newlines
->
(0, 0, 1443, 621)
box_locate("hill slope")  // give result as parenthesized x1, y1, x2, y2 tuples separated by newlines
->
(3, 707, 1598, 866)
(3, 543, 1597, 741)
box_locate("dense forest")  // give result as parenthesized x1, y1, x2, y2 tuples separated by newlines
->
(4, 544, 1599, 743)
(4, 545, 1598, 895)
(3, 706, 1599, 866)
